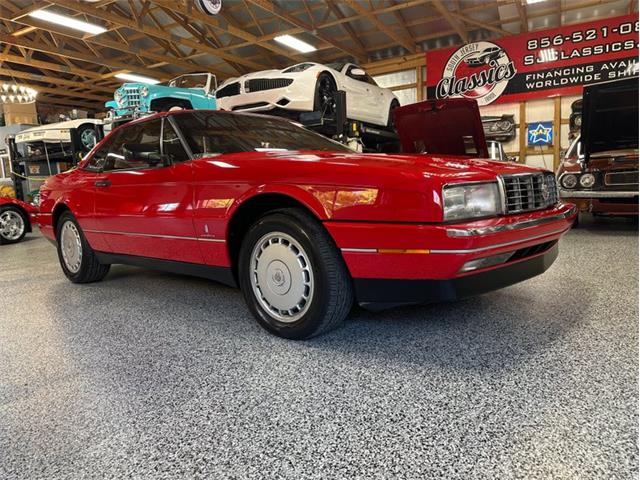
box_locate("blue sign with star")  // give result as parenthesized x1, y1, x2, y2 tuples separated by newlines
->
(527, 122, 553, 146)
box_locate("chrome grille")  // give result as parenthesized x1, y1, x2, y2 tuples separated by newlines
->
(501, 173, 558, 214)
(245, 78, 293, 93)
(123, 86, 141, 108)
(604, 170, 639, 186)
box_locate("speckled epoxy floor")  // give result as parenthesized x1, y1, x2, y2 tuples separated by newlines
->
(0, 217, 637, 479)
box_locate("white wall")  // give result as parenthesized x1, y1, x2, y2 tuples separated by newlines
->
(479, 94, 581, 168)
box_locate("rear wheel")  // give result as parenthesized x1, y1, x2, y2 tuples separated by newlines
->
(77, 123, 98, 152)
(238, 208, 353, 339)
(56, 212, 110, 283)
(0, 206, 27, 245)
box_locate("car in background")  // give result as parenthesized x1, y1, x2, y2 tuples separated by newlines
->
(106, 73, 217, 124)
(568, 99, 582, 141)
(38, 107, 575, 339)
(464, 47, 505, 67)
(16, 118, 103, 153)
(0, 196, 37, 244)
(215, 62, 399, 127)
(557, 78, 638, 217)
(482, 115, 515, 142)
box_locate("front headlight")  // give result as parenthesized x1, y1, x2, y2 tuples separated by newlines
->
(114, 89, 124, 107)
(561, 174, 578, 189)
(579, 173, 596, 188)
(140, 86, 149, 97)
(443, 182, 501, 221)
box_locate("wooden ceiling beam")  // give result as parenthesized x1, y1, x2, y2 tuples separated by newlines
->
(342, 0, 417, 53)
(431, 0, 469, 43)
(247, 0, 368, 62)
(48, 0, 269, 71)
(0, 66, 113, 93)
(514, 0, 528, 32)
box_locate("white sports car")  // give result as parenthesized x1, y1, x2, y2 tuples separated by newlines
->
(215, 62, 399, 127)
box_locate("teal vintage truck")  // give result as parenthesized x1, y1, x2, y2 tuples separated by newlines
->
(105, 73, 217, 125)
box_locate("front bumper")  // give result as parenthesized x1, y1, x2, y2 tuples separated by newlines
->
(326, 202, 576, 308)
(355, 244, 558, 309)
(560, 190, 638, 215)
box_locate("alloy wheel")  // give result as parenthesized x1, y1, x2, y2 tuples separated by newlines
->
(0, 210, 25, 241)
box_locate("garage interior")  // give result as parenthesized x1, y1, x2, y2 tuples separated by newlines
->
(0, 0, 638, 478)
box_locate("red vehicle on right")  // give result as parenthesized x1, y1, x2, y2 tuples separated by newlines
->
(557, 77, 638, 217)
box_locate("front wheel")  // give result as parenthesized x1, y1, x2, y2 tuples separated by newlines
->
(0, 206, 27, 245)
(238, 208, 353, 339)
(313, 73, 337, 116)
(387, 99, 400, 128)
(56, 212, 110, 283)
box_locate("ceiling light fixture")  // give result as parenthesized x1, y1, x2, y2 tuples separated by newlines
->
(525, 0, 546, 4)
(0, 83, 37, 104)
(29, 9, 107, 35)
(115, 73, 161, 85)
(274, 35, 316, 53)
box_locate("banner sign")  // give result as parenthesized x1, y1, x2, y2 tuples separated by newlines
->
(425, 15, 639, 105)
(527, 122, 553, 146)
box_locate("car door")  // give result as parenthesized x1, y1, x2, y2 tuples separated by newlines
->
(341, 64, 374, 123)
(91, 117, 202, 263)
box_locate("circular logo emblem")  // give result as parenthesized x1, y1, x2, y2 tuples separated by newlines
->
(436, 41, 517, 106)
(196, 0, 222, 15)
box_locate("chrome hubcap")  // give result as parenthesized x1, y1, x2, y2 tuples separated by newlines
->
(60, 220, 82, 273)
(250, 232, 314, 323)
(0, 210, 24, 241)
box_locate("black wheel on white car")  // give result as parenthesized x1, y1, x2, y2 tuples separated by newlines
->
(77, 123, 98, 152)
(387, 99, 400, 128)
(313, 73, 337, 116)
(238, 208, 353, 340)
(56, 211, 110, 283)
(0, 206, 27, 245)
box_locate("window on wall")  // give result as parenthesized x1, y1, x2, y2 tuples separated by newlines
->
(373, 69, 418, 106)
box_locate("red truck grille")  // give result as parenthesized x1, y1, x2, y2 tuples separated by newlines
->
(501, 173, 558, 214)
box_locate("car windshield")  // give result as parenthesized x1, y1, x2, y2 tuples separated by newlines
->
(327, 62, 346, 72)
(172, 111, 352, 156)
(168, 74, 208, 89)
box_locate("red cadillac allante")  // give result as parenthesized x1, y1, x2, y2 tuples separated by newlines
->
(38, 108, 576, 339)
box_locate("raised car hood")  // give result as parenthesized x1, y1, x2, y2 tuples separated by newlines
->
(581, 77, 639, 162)
(393, 98, 488, 158)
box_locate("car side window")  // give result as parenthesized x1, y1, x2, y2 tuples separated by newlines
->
(103, 119, 163, 171)
(162, 121, 190, 163)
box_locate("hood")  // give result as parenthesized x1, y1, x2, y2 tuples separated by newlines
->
(393, 99, 488, 158)
(581, 77, 639, 162)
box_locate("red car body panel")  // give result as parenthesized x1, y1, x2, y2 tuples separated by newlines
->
(37, 109, 576, 307)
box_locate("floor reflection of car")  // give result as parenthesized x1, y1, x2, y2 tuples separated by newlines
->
(38, 108, 575, 340)
(557, 78, 638, 217)
(465, 47, 504, 67)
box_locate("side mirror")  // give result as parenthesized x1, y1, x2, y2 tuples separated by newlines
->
(351, 68, 366, 77)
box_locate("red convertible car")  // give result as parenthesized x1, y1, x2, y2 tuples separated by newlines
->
(0, 196, 38, 244)
(37, 109, 576, 339)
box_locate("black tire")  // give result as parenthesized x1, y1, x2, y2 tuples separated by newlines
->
(77, 123, 98, 152)
(56, 211, 110, 283)
(238, 208, 353, 340)
(150, 99, 193, 112)
(313, 73, 337, 116)
(0, 205, 28, 245)
(387, 99, 400, 128)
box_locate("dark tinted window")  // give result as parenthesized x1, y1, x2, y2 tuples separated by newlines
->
(172, 111, 351, 156)
(163, 121, 189, 163)
(101, 119, 162, 171)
